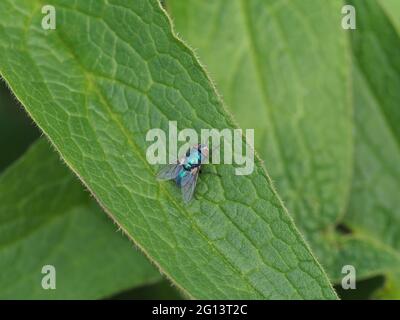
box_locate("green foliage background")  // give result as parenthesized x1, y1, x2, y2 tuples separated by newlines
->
(0, 0, 398, 299)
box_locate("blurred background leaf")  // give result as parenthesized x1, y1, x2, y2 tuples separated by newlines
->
(340, 0, 400, 299)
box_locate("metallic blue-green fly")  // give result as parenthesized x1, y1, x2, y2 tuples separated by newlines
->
(157, 144, 209, 203)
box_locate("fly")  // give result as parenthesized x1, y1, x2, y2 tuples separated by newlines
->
(157, 144, 209, 203)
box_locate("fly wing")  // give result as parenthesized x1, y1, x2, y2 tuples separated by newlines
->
(156, 164, 182, 181)
(180, 167, 199, 203)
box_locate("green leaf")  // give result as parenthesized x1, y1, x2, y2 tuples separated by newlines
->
(377, 0, 400, 35)
(0, 139, 161, 299)
(311, 0, 400, 295)
(374, 273, 400, 299)
(303, 0, 400, 295)
(0, 0, 336, 299)
(167, 0, 353, 233)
